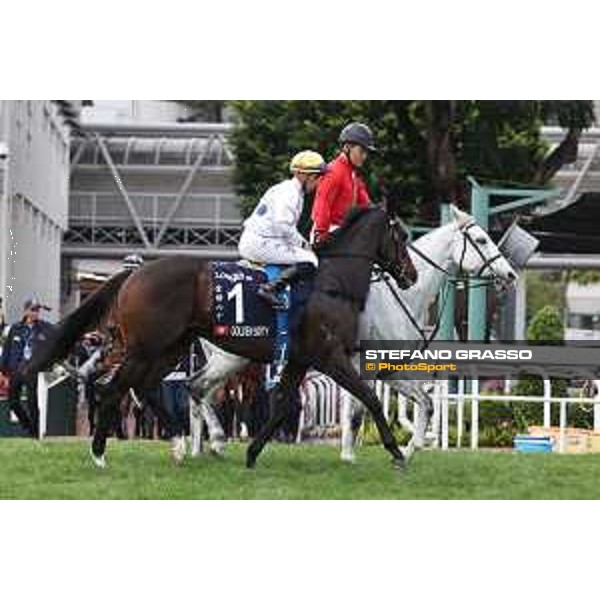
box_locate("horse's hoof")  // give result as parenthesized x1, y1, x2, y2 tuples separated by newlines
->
(170, 436, 187, 466)
(210, 437, 226, 457)
(90, 449, 106, 469)
(401, 444, 416, 462)
(391, 456, 406, 471)
(210, 449, 225, 460)
(340, 452, 356, 464)
(246, 452, 257, 469)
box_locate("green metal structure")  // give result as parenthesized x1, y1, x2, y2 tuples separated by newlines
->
(437, 203, 456, 340)
(441, 177, 561, 341)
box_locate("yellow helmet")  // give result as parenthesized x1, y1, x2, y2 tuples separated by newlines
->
(290, 150, 327, 175)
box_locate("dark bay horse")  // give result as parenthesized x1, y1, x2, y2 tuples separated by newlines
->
(26, 206, 417, 468)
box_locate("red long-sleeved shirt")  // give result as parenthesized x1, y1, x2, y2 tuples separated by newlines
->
(311, 154, 371, 240)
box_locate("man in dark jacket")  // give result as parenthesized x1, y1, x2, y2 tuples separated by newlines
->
(0, 298, 55, 437)
(0, 296, 6, 331)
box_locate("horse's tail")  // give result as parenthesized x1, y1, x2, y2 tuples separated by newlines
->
(24, 269, 132, 376)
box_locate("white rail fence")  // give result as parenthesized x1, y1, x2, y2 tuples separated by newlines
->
(297, 373, 600, 452)
(436, 379, 600, 453)
(298, 372, 341, 437)
(37, 366, 600, 452)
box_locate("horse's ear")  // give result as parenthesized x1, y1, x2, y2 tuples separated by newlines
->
(380, 187, 394, 217)
(449, 204, 472, 227)
(449, 204, 461, 220)
(382, 193, 399, 218)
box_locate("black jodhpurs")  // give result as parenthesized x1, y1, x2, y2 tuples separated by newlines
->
(6, 372, 39, 437)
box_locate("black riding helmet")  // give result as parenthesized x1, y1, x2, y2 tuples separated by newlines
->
(339, 122, 377, 152)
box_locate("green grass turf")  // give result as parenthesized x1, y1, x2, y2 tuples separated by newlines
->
(1, 438, 600, 499)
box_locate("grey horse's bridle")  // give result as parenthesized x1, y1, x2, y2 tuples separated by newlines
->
(371, 220, 508, 347)
(460, 221, 505, 279)
(407, 220, 505, 283)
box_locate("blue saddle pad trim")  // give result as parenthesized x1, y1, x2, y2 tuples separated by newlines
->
(264, 264, 284, 281)
(263, 265, 291, 378)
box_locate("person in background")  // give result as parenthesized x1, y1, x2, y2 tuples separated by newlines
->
(0, 296, 6, 331)
(161, 366, 189, 438)
(122, 253, 144, 272)
(0, 300, 7, 400)
(160, 342, 200, 438)
(0, 298, 55, 437)
(74, 331, 105, 435)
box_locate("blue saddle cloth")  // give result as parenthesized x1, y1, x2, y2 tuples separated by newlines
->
(212, 262, 313, 371)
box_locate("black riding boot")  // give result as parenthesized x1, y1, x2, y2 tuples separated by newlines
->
(257, 263, 316, 309)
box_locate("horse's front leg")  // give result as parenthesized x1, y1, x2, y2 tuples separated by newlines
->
(189, 399, 205, 457)
(390, 380, 434, 461)
(188, 388, 225, 457)
(246, 363, 307, 468)
(321, 350, 405, 469)
(413, 382, 435, 449)
(91, 363, 136, 468)
(90, 387, 119, 469)
(340, 354, 363, 463)
(340, 388, 367, 463)
(187, 351, 248, 456)
(340, 388, 355, 463)
(201, 400, 227, 454)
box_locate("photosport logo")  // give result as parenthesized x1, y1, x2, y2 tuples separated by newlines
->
(359, 340, 600, 381)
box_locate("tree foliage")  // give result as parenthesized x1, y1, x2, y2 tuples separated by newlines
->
(527, 304, 564, 342)
(229, 100, 426, 220)
(513, 304, 567, 400)
(567, 269, 600, 285)
(525, 271, 567, 325)
(228, 100, 595, 223)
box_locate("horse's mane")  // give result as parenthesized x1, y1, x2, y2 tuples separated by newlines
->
(316, 206, 381, 253)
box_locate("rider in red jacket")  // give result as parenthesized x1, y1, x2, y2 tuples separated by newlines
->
(310, 122, 377, 244)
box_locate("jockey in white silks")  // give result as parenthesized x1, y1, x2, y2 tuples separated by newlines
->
(238, 150, 327, 308)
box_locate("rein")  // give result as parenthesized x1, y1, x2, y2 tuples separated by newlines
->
(408, 222, 503, 282)
(317, 217, 414, 288)
(372, 268, 453, 349)
(373, 221, 506, 348)
(461, 222, 505, 278)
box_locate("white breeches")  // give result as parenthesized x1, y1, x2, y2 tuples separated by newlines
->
(238, 231, 318, 267)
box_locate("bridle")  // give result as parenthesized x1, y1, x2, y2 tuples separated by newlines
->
(317, 215, 414, 285)
(376, 217, 415, 288)
(460, 221, 506, 279)
(407, 220, 505, 283)
(372, 220, 510, 348)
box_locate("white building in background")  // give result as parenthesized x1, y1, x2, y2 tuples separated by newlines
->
(0, 101, 77, 323)
(0, 100, 237, 321)
(62, 100, 238, 314)
(565, 281, 600, 341)
(540, 105, 600, 340)
(80, 100, 193, 124)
